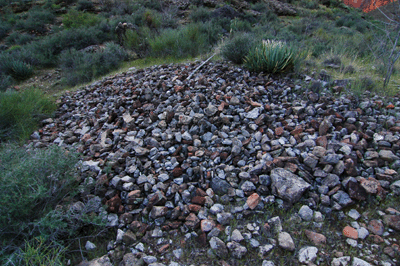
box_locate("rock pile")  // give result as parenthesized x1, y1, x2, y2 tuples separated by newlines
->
(30, 61, 400, 265)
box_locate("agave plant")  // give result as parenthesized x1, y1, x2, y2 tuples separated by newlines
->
(244, 39, 297, 74)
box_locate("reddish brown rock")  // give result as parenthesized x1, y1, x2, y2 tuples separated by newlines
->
(346, 180, 367, 201)
(247, 193, 261, 210)
(383, 215, 400, 231)
(304, 230, 326, 245)
(343, 226, 358, 239)
(360, 177, 381, 194)
(185, 213, 200, 229)
(344, 158, 358, 176)
(192, 196, 206, 206)
(275, 127, 284, 136)
(172, 167, 183, 177)
(106, 194, 121, 213)
(368, 220, 384, 236)
(188, 204, 202, 213)
(316, 136, 328, 149)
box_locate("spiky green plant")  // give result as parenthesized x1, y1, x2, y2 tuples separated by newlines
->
(244, 39, 298, 74)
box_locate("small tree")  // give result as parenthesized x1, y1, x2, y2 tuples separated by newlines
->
(366, 0, 400, 88)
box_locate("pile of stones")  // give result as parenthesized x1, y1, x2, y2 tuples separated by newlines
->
(30, 61, 400, 265)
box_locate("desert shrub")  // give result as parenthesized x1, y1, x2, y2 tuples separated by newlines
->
(142, 9, 162, 30)
(0, 21, 12, 41)
(0, 88, 56, 141)
(17, 237, 65, 266)
(149, 24, 208, 59)
(76, 0, 95, 11)
(0, 144, 80, 263)
(197, 20, 225, 46)
(62, 9, 101, 29)
(0, 74, 13, 91)
(60, 42, 128, 86)
(161, 6, 179, 28)
(222, 32, 255, 64)
(190, 6, 212, 22)
(335, 14, 369, 33)
(300, 0, 320, 9)
(142, 0, 164, 11)
(0, 54, 34, 81)
(15, 8, 55, 33)
(244, 39, 299, 73)
(230, 18, 252, 33)
(5, 32, 36, 45)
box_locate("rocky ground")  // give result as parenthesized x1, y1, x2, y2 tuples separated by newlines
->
(29, 61, 400, 266)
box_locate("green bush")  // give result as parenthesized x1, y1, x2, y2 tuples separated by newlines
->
(0, 88, 56, 141)
(222, 33, 255, 64)
(0, 55, 34, 81)
(149, 24, 207, 59)
(15, 8, 56, 33)
(76, 0, 95, 11)
(5, 32, 36, 45)
(63, 9, 101, 29)
(0, 21, 12, 41)
(190, 6, 212, 23)
(244, 39, 299, 73)
(60, 42, 128, 86)
(0, 74, 13, 91)
(0, 144, 80, 264)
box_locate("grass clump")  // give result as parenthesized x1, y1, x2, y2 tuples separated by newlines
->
(0, 144, 79, 261)
(62, 9, 101, 29)
(0, 56, 34, 81)
(60, 42, 128, 86)
(15, 8, 56, 34)
(221, 32, 255, 64)
(0, 88, 56, 141)
(244, 39, 300, 74)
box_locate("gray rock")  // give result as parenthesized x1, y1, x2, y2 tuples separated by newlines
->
(298, 246, 318, 264)
(270, 168, 311, 204)
(209, 236, 228, 258)
(262, 261, 275, 266)
(379, 150, 399, 162)
(332, 191, 354, 207)
(226, 241, 248, 259)
(352, 257, 372, 266)
(298, 205, 313, 221)
(85, 240, 96, 251)
(390, 180, 400, 195)
(231, 229, 244, 242)
(210, 178, 231, 195)
(278, 231, 295, 251)
(217, 212, 233, 225)
(332, 256, 351, 266)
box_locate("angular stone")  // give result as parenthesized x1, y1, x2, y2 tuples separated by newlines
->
(368, 220, 384, 236)
(331, 256, 351, 266)
(298, 205, 313, 221)
(247, 193, 261, 210)
(210, 178, 232, 195)
(270, 168, 311, 204)
(209, 237, 228, 259)
(231, 229, 244, 242)
(226, 241, 248, 259)
(298, 246, 318, 264)
(185, 213, 200, 229)
(383, 215, 400, 231)
(201, 219, 216, 233)
(304, 230, 326, 245)
(150, 206, 168, 219)
(379, 150, 399, 162)
(278, 231, 295, 251)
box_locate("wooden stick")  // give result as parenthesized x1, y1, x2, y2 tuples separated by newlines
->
(186, 53, 216, 80)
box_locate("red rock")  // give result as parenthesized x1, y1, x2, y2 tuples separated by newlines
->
(192, 196, 206, 206)
(188, 204, 202, 213)
(368, 220, 384, 236)
(369, 234, 384, 243)
(196, 188, 207, 197)
(290, 126, 303, 136)
(386, 104, 395, 109)
(185, 213, 200, 229)
(127, 190, 141, 198)
(150, 206, 168, 219)
(316, 136, 328, 149)
(304, 230, 326, 245)
(275, 127, 284, 136)
(360, 177, 381, 194)
(344, 158, 358, 176)
(247, 193, 261, 210)
(172, 167, 183, 177)
(106, 195, 121, 213)
(158, 244, 170, 254)
(343, 226, 358, 239)
(383, 215, 400, 231)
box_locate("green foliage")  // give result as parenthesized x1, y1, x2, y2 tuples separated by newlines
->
(0, 88, 56, 141)
(300, 0, 320, 9)
(244, 39, 299, 74)
(76, 0, 95, 11)
(230, 18, 252, 33)
(222, 33, 255, 64)
(190, 6, 212, 23)
(0, 55, 34, 81)
(60, 42, 128, 86)
(149, 24, 208, 59)
(63, 9, 101, 29)
(15, 8, 56, 33)
(0, 74, 13, 91)
(19, 237, 64, 266)
(5, 32, 36, 45)
(0, 21, 12, 41)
